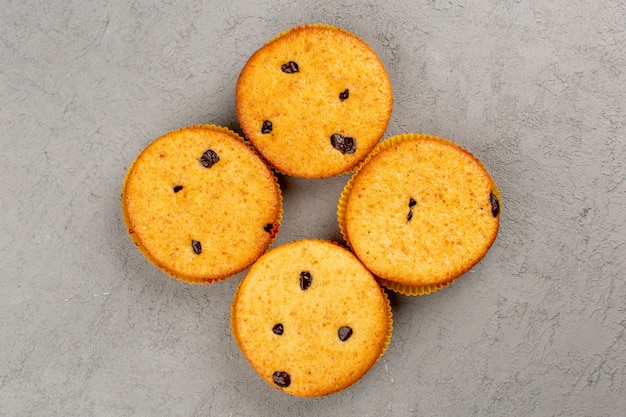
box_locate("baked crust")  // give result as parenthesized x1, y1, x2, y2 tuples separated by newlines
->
(122, 125, 282, 283)
(236, 24, 393, 178)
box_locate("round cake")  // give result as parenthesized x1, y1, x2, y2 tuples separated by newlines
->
(338, 133, 501, 295)
(122, 125, 282, 284)
(236, 24, 393, 178)
(230, 239, 392, 397)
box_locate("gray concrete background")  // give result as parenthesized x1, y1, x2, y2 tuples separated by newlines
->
(1, 0, 624, 416)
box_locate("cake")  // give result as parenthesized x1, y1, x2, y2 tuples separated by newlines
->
(338, 133, 501, 295)
(122, 124, 282, 284)
(230, 239, 392, 397)
(236, 24, 393, 178)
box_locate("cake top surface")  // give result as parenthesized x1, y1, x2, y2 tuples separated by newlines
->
(123, 125, 282, 283)
(231, 239, 391, 397)
(236, 24, 393, 178)
(342, 134, 500, 288)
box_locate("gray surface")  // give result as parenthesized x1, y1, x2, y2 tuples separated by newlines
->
(1, 0, 624, 416)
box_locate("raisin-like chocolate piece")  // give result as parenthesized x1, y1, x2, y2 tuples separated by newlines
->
(191, 240, 202, 254)
(173, 185, 183, 193)
(330, 134, 356, 154)
(300, 271, 312, 290)
(264, 223, 279, 239)
(338, 326, 353, 341)
(407, 197, 417, 222)
(273, 371, 291, 387)
(281, 61, 299, 73)
(199, 149, 219, 168)
(261, 120, 273, 134)
(339, 89, 349, 101)
(272, 324, 284, 335)
(490, 192, 500, 217)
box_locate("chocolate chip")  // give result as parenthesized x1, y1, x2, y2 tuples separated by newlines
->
(264, 223, 279, 239)
(262, 120, 273, 134)
(338, 326, 353, 341)
(199, 149, 219, 168)
(272, 324, 284, 335)
(407, 197, 416, 222)
(273, 371, 291, 387)
(339, 89, 349, 101)
(281, 61, 299, 73)
(330, 134, 356, 154)
(191, 240, 202, 254)
(490, 192, 500, 217)
(173, 185, 183, 193)
(300, 271, 312, 290)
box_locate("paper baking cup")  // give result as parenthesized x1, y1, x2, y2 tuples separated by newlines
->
(379, 278, 452, 296)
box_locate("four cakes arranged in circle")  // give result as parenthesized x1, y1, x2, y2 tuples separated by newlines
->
(236, 24, 393, 178)
(122, 25, 501, 397)
(122, 125, 282, 284)
(230, 239, 392, 397)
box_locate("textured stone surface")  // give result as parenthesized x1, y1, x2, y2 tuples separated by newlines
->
(0, 0, 624, 415)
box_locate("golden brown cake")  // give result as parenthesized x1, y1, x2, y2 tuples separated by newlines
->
(230, 239, 392, 397)
(122, 125, 282, 284)
(236, 24, 393, 178)
(338, 133, 501, 295)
